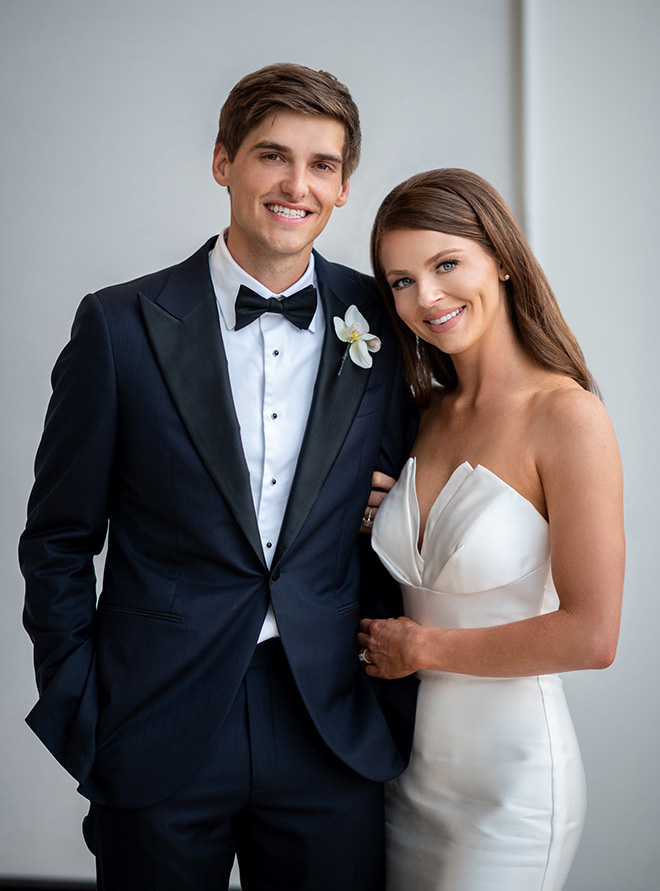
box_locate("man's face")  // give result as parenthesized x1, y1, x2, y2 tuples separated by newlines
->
(213, 110, 350, 283)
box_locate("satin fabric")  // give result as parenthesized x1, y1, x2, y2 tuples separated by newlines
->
(373, 458, 586, 891)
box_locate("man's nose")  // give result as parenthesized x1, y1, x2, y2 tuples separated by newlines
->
(280, 165, 309, 201)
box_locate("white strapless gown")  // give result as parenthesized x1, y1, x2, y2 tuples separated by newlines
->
(372, 458, 586, 891)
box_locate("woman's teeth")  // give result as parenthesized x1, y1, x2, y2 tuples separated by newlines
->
(427, 306, 465, 326)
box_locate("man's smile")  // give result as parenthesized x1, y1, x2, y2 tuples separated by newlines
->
(266, 203, 310, 220)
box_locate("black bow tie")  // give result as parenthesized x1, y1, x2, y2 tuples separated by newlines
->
(234, 284, 317, 331)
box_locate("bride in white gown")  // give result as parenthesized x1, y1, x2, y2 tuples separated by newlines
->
(358, 169, 624, 891)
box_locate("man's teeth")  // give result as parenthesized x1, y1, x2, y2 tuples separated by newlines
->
(268, 204, 307, 219)
(428, 307, 465, 326)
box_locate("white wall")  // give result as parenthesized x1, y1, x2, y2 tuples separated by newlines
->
(2, 0, 656, 887)
(524, 2, 660, 888)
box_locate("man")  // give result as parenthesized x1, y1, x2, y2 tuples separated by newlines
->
(20, 63, 417, 890)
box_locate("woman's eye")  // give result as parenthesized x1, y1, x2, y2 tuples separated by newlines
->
(438, 260, 457, 272)
(391, 277, 413, 291)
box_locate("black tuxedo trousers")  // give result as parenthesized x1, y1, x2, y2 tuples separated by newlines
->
(85, 638, 387, 889)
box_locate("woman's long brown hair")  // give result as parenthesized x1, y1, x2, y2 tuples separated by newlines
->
(370, 168, 599, 406)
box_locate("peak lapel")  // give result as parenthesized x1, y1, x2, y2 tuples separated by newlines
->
(139, 254, 264, 567)
(273, 280, 381, 566)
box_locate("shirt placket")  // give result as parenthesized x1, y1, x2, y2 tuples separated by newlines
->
(258, 317, 286, 567)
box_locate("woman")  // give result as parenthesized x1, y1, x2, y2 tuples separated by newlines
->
(358, 169, 624, 891)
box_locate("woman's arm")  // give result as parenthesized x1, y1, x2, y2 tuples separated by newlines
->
(359, 388, 624, 678)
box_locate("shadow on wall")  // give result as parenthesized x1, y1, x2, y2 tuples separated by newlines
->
(0, 882, 96, 890)
(0, 882, 242, 891)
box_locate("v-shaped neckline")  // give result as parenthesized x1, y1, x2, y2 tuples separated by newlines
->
(413, 460, 473, 555)
(408, 458, 548, 556)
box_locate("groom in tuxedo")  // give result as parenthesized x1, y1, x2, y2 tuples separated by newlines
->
(20, 63, 416, 890)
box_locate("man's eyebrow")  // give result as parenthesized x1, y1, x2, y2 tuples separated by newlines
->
(314, 152, 343, 165)
(250, 140, 291, 154)
(250, 141, 342, 165)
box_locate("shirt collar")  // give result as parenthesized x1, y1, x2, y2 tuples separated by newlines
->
(209, 230, 319, 332)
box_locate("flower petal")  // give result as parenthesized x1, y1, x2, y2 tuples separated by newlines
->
(333, 316, 350, 342)
(345, 305, 369, 333)
(364, 334, 382, 353)
(350, 338, 373, 368)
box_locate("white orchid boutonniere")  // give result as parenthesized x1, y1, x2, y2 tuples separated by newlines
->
(334, 305, 381, 375)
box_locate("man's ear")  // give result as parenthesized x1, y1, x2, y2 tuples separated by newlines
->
(335, 178, 350, 208)
(212, 143, 231, 187)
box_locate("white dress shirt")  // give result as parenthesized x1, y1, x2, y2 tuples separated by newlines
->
(209, 232, 325, 641)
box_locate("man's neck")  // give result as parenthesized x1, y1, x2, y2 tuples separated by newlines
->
(224, 232, 313, 294)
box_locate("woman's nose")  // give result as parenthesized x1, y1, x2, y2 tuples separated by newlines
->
(417, 279, 444, 307)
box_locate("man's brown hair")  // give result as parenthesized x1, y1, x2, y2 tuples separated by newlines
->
(215, 63, 361, 182)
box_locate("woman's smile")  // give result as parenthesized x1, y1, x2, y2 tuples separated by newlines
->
(425, 305, 466, 328)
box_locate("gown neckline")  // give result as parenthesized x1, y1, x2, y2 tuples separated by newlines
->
(409, 457, 548, 555)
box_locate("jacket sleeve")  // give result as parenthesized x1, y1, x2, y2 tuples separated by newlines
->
(374, 351, 418, 481)
(358, 355, 419, 764)
(358, 349, 417, 618)
(19, 292, 118, 782)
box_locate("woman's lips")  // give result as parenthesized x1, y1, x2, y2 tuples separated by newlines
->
(425, 306, 465, 326)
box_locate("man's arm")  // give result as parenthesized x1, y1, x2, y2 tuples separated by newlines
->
(19, 293, 118, 778)
(357, 358, 419, 762)
(358, 356, 417, 614)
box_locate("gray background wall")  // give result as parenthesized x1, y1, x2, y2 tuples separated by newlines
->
(1, 0, 657, 887)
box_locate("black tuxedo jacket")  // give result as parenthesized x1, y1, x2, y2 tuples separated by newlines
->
(20, 237, 418, 809)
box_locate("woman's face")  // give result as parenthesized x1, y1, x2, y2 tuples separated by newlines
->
(379, 228, 509, 357)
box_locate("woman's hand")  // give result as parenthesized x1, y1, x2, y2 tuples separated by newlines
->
(358, 617, 424, 678)
(360, 471, 397, 533)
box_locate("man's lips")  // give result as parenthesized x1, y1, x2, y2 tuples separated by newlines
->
(266, 203, 311, 220)
(425, 306, 466, 326)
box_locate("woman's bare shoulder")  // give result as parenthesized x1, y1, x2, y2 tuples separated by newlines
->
(528, 376, 619, 476)
(532, 377, 610, 435)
